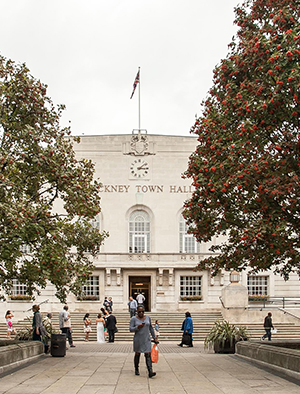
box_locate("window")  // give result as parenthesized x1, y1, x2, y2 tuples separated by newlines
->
(90, 215, 100, 231)
(11, 279, 27, 296)
(179, 215, 200, 253)
(82, 276, 99, 299)
(19, 244, 31, 254)
(180, 276, 201, 297)
(129, 210, 150, 253)
(247, 275, 268, 296)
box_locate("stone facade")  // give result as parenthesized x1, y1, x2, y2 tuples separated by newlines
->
(1, 133, 300, 318)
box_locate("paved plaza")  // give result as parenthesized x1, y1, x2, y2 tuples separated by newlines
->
(1, 342, 300, 394)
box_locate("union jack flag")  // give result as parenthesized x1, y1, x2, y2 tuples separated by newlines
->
(130, 70, 140, 99)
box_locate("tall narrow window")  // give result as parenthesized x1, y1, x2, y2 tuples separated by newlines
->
(179, 215, 200, 253)
(129, 211, 150, 253)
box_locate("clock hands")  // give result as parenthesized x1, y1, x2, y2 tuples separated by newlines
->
(137, 163, 149, 170)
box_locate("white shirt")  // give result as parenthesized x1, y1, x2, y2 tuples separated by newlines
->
(136, 294, 145, 304)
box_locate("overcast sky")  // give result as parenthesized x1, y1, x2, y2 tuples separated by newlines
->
(1, 0, 240, 137)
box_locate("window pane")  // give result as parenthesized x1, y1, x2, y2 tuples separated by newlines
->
(129, 210, 150, 253)
(11, 279, 27, 295)
(180, 276, 201, 297)
(247, 276, 268, 295)
(82, 276, 99, 297)
(179, 215, 200, 253)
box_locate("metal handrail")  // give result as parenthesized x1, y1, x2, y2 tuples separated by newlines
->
(248, 296, 300, 309)
(23, 298, 49, 313)
(278, 308, 300, 322)
(219, 295, 300, 310)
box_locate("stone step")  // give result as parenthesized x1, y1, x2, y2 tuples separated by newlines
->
(2, 311, 300, 341)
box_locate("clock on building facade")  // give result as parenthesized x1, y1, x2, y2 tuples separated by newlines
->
(130, 158, 149, 178)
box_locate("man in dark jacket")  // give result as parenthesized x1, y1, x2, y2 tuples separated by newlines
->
(261, 312, 274, 341)
(106, 311, 117, 342)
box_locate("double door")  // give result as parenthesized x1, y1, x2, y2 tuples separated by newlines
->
(129, 276, 151, 311)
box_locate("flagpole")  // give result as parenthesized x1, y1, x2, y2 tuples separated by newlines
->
(138, 66, 141, 135)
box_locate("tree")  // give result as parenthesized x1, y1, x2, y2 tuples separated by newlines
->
(183, 0, 300, 279)
(0, 54, 108, 302)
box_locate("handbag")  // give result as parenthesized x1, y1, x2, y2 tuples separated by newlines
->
(151, 344, 159, 363)
(114, 327, 118, 333)
(63, 318, 71, 328)
(182, 333, 191, 345)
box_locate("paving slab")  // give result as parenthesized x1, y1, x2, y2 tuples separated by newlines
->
(0, 342, 300, 394)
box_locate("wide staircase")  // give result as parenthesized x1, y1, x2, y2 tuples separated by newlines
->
(2, 310, 300, 342)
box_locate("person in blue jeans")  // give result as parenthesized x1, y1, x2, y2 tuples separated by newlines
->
(177, 311, 193, 347)
(261, 312, 274, 341)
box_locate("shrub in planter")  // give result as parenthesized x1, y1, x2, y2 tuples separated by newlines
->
(77, 295, 99, 301)
(204, 320, 249, 354)
(15, 315, 58, 345)
(180, 295, 202, 301)
(9, 295, 32, 301)
(248, 295, 269, 302)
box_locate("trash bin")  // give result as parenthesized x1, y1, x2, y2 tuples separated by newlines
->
(51, 333, 66, 357)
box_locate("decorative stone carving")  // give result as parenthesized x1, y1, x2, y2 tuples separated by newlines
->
(106, 268, 111, 286)
(123, 132, 155, 156)
(169, 268, 174, 286)
(130, 133, 148, 155)
(158, 268, 164, 286)
(116, 268, 121, 286)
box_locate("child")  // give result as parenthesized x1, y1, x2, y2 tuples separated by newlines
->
(154, 319, 159, 338)
(5, 311, 16, 338)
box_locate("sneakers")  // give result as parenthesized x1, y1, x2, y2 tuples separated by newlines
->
(260, 337, 265, 341)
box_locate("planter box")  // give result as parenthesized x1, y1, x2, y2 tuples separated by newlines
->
(213, 339, 236, 354)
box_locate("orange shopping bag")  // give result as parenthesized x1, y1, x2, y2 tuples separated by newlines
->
(151, 343, 159, 363)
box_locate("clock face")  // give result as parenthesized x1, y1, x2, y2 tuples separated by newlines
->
(130, 158, 149, 178)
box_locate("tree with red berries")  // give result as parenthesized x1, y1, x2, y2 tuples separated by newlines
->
(0, 55, 107, 302)
(184, 0, 300, 279)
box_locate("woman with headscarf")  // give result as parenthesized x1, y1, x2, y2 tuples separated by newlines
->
(177, 311, 193, 347)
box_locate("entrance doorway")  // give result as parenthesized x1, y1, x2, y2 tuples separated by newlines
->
(129, 276, 151, 311)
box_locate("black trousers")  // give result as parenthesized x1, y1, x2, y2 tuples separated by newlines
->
(108, 329, 115, 342)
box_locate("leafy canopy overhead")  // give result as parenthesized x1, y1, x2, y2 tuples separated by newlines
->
(0, 54, 108, 302)
(184, 0, 300, 279)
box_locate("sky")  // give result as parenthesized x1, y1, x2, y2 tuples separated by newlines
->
(0, 0, 240, 137)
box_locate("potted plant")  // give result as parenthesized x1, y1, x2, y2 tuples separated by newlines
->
(204, 320, 249, 354)
(77, 295, 99, 301)
(180, 295, 203, 301)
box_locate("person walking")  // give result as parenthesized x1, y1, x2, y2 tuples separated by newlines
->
(103, 297, 111, 312)
(261, 312, 274, 341)
(177, 311, 193, 347)
(5, 310, 16, 338)
(129, 305, 158, 378)
(96, 313, 105, 343)
(105, 311, 117, 343)
(108, 297, 113, 312)
(83, 313, 92, 341)
(136, 292, 145, 307)
(59, 305, 76, 348)
(128, 296, 138, 318)
(154, 320, 160, 338)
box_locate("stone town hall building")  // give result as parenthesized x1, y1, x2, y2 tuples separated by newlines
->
(1, 133, 300, 317)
